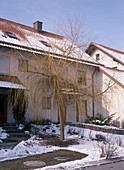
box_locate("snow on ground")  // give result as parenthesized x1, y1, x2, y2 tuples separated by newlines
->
(0, 123, 124, 169)
(0, 127, 8, 142)
(0, 137, 59, 162)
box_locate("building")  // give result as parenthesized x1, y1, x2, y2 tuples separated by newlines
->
(86, 42, 124, 127)
(0, 18, 123, 127)
(0, 18, 103, 125)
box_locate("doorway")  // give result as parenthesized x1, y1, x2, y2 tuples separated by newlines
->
(0, 94, 7, 123)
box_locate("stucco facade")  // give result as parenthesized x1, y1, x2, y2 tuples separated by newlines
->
(0, 46, 100, 124)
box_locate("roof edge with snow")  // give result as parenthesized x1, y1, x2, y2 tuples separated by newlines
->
(99, 66, 124, 89)
(86, 42, 124, 65)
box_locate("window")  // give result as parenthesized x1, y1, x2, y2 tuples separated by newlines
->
(77, 71, 86, 85)
(42, 97, 51, 110)
(96, 54, 100, 60)
(5, 32, 17, 39)
(18, 59, 28, 72)
(40, 41, 51, 47)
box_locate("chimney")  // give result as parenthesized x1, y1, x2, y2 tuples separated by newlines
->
(33, 21, 43, 32)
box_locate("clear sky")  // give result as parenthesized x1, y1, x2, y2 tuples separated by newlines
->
(0, 0, 124, 51)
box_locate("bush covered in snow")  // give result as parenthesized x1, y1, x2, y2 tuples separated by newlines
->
(85, 113, 115, 126)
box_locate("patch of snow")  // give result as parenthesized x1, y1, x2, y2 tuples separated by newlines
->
(0, 123, 124, 170)
(18, 124, 24, 130)
(97, 44, 124, 63)
(0, 137, 59, 162)
(0, 127, 8, 140)
(100, 66, 124, 85)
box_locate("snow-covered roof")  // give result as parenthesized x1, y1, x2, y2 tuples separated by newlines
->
(86, 42, 124, 65)
(0, 18, 98, 65)
(99, 66, 124, 88)
(0, 74, 26, 89)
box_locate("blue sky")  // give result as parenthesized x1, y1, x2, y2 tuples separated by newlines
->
(0, 0, 124, 51)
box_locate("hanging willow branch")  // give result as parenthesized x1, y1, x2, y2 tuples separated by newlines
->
(10, 89, 28, 123)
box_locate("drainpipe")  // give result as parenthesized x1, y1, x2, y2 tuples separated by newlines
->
(92, 67, 97, 118)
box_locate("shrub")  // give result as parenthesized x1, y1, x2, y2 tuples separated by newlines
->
(102, 113, 115, 125)
(85, 113, 115, 126)
(67, 128, 80, 135)
(95, 134, 105, 141)
(116, 137, 123, 147)
(97, 138, 118, 159)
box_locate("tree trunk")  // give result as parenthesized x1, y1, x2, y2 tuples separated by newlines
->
(58, 104, 64, 141)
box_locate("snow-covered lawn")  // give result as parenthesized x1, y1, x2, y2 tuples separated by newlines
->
(0, 124, 124, 169)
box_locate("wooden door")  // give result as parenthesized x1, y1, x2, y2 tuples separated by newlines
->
(0, 95, 7, 123)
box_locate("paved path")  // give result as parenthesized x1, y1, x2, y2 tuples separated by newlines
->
(81, 160, 124, 170)
(76, 157, 124, 170)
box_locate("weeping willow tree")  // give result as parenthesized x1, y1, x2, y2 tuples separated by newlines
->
(9, 18, 115, 141)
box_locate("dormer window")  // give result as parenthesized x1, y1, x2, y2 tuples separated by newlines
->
(5, 32, 17, 39)
(40, 41, 51, 47)
(113, 58, 118, 62)
(96, 54, 100, 60)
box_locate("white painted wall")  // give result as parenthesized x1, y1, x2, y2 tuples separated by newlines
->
(23, 57, 97, 123)
(0, 47, 102, 124)
(101, 73, 124, 127)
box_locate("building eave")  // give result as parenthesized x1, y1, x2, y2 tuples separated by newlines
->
(0, 40, 103, 67)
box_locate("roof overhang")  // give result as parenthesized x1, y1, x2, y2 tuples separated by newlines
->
(0, 74, 26, 89)
(0, 41, 103, 68)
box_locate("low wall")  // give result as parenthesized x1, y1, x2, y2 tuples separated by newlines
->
(67, 123, 124, 135)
